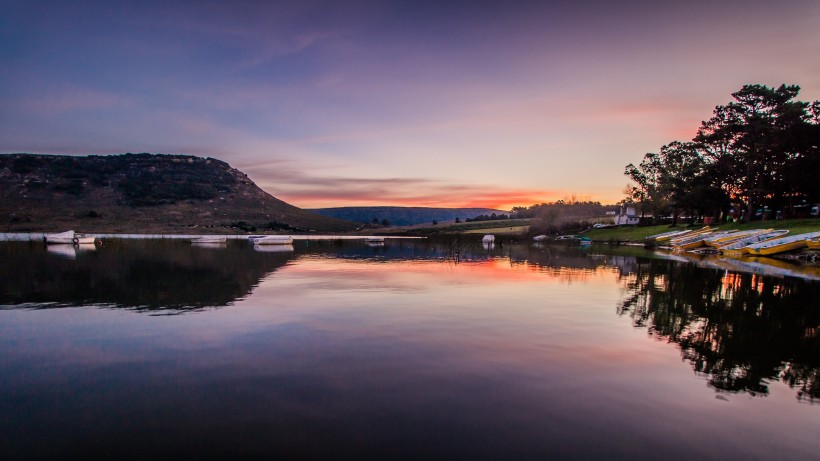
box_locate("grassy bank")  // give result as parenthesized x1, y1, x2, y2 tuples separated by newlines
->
(584, 219, 820, 242)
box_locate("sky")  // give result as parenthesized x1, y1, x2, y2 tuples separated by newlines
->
(1, 0, 819, 210)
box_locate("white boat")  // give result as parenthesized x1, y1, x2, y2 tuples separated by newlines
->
(533, 235, 548, 242)
(191, 236, 227, 244)
(254, 235, 294, 245)
(482, 234, 495, 243)
(45, 230, 76, 244)
(45, 230, 96, 245)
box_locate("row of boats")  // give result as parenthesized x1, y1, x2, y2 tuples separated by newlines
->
(647, 227, 820, 256)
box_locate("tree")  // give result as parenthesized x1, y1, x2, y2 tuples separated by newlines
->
(695, 84, 807, 219)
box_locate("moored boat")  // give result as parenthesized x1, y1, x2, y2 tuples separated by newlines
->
(45, 230, 97, 245)
(533, 235, 548, 242)
(744, 231, 820, 256)
(254, 235, 294, 245)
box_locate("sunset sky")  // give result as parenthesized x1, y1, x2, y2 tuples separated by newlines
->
(2, 0, 819, 209)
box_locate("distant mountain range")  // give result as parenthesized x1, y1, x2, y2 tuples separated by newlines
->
(0, 153, 356, 233)
(310, 206, 507, 226)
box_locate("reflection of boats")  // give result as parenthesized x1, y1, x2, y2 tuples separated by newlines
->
(46, 243, 78, 258)
(365, 241, 385, 247)
(255, 235, 294, 245)
(533, 235, 547, 242)
(745, 231, 820, 256)
(482, 234, 495, 243)
(719, 230, 788, 254)
(806, 237, 820, 250)
(45, 230, 96, 244)
(482, 242, 495, 250)
(192, 242, 228, 249)
(253, 244, 294, 252)
(714, 256, 820, 282)
(365, 237, 385, 243)
(191, 236, 227, 244)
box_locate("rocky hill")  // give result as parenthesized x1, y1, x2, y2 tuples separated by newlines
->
(0, 153, 356, 233)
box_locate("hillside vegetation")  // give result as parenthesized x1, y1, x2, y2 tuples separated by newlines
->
(0, 153, 356, 233)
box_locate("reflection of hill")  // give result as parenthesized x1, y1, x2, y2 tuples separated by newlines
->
(0, 240, 293, 312)
(618, 257, 820, 403)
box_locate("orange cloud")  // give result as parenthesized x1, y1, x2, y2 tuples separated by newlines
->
(241, 162, 566, 209)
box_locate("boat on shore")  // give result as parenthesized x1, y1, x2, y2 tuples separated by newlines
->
(644, 228, 694, 242)
(533, 235, 548, 242)
(671, 231, 722, 251)
(719, 230, 788, 255)
(704, 229, 767, 247)
(744, 231, 820, 256)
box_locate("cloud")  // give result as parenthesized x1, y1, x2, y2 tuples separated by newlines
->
(240, 162, 561, 209)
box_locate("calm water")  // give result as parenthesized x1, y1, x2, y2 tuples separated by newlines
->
(0, 239, 818, 460)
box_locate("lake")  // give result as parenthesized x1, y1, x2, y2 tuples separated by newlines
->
(0, 239, 818, 460)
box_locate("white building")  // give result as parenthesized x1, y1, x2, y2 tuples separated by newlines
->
(615, 206, 639, 225)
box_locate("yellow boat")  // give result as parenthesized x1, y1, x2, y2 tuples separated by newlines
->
(672, 231, 729, 251)
(719, 229, 788, 255)
(745, 231, 820, 256)
(705, 229, 768, 247)
(807, 237, 820, 250)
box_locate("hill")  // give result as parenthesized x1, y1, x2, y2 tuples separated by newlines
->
(310, 206, 507, 226)
(0, 153, 357, 233)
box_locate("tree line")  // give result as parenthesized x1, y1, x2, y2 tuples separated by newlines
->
(625, 84, 820, 223)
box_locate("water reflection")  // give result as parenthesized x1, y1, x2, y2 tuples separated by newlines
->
(1, 239, 819, 459)
(1, 239, 818, 402)
(0, 240, 293, 311)
(617, 256, 820, 402)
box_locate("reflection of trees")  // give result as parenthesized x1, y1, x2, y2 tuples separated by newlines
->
(618, 258, 820, 402)
(0, 240, 293, 312)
